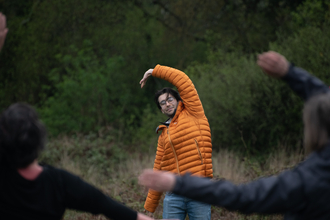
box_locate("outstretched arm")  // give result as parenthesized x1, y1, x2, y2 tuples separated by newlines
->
(258, 51, 329, 101)
(0, 13, 8, 52)
(62, 169, 154, 220)
(139, 169, 306, 215)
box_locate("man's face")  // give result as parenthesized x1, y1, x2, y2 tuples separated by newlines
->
(158, 93, 178, 118)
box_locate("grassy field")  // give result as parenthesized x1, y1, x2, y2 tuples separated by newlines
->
(41, 136, 304, 220)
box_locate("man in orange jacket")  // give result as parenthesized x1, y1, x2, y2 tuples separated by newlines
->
(140, 65, 213, 220)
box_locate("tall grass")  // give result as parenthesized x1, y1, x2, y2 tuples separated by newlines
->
(40, 135, 304, 220)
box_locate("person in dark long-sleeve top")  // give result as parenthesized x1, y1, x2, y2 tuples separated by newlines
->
(139, 51, 330, 220)
(0, 104, 154, 220)
(0, 12, 154, 220)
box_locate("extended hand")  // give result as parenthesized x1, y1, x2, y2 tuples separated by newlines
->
(257, 51, 289, 78)
(140, 69, 153, 88)
(139, 169, 176, 192)
(0, 12, 8, 51)
(137, 212, 154, 220)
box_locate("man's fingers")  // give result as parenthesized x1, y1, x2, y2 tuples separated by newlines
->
(257, 59, 274, 73)
(258, 54, 277, 67)
(257, 51, 289, 78)
(258, 51, 284, 66)
(257, 53, 283, 74)
(140, 79, 144, 88)
(140, 78, 148, 88)
(0, 13, 6, 30)
(139, 169, 158, 187)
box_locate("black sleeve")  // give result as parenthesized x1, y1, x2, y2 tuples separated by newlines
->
(173, 170, 306, 214)
(60, 170, 137, 220)
(282, 64, 329, 101)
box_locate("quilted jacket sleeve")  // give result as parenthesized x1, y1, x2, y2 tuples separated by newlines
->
(283, 64, 329, 101)
(144, 134, 165, 212)
(152, 65, 204, 118)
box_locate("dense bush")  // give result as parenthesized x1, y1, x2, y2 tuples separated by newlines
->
(2, 0, 330, 155)
(40, 42, 143, 137)
(187, 23, 330, 153)
(187, 51, 302, 154)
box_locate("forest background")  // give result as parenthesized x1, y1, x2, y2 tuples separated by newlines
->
(0, 0, 330, 219)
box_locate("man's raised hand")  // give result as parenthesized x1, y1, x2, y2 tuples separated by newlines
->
(257, 51, 289, 78)
(0, 12, 8, 51)
(140, 69, 153, 88)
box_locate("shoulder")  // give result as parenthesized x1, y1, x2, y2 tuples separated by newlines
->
(294, 150, 330, 187)
(41, 165, 81, 184)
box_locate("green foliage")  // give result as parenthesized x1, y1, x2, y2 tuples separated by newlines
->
(40, 42, 129, 135)
(132, 104, 165, 152)
(187, 3, 330, 154)
(271, 26, 330, 82)
(187, 50, 302, 153)
(292, 0, 330, 28)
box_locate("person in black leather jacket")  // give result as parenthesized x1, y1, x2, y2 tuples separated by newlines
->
(139, 51, 330, 220)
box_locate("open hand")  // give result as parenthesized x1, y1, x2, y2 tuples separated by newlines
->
(137, 212, 154, 220)
(139, 169, 176, 192)
(0, 12, 8, 51)
(140, 69, 153, 88)
(257, 51, 289, 78)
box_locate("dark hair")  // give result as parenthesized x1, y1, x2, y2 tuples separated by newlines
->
(303, 92, 330, 154)
(154, 87, 182, 109)
(0, 103, 47, 168)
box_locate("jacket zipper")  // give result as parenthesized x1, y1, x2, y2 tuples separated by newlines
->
(194, 139, 203, 165)
(168, 130, 180, 174)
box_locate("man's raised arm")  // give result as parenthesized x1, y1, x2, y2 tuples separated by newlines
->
(140, 65, 204, 118)
(257, 51, 329, 101)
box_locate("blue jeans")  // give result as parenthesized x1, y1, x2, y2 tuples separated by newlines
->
(163, 192, 211, 220)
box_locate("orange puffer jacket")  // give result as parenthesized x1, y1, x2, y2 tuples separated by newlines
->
(144, 65, 213, 213)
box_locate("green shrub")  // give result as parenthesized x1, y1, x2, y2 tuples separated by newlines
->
(40, 42, 132, 136)
(132, 104, 166, 153)
(188, 22, 330, 154)
(187, 50, 302, 154)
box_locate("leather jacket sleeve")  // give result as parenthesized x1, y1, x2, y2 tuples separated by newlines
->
(173, 170, 306, 214)
(283, 64, 329, 101)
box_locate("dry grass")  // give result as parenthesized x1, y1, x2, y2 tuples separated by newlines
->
(49, 144, 305, 220)
(213, 149, 247, 183)
(265, 147, 304, 175)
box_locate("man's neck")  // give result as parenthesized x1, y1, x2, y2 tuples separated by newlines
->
(17, 160, 43, 180)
